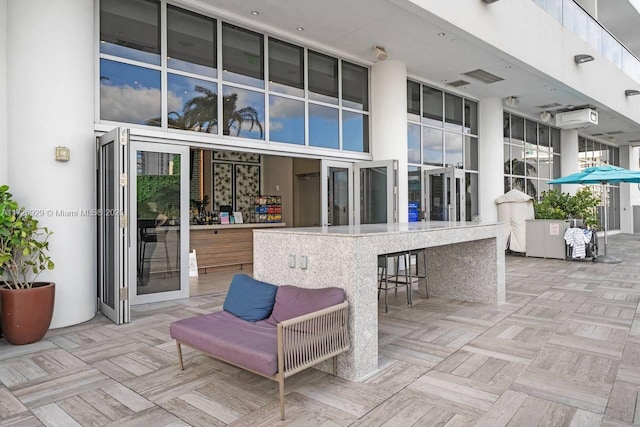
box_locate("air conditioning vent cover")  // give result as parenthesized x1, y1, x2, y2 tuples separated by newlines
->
(555, 109, 598, 129)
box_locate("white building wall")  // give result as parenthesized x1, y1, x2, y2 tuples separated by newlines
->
(0, 0, 7, 184)
(371, 60, 408, 222)
(478, 98, 504, 222)
(7, 0, 96, 328)
(619, 145, 637, 233)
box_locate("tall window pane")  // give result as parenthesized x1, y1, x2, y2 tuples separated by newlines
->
(407, 80, 421, 119)
(408, 123, 421, 164)
(167, 73, 217, 133)
(100, 59, 161, 126)
(222, 24, 264, 88)
(167, 6, 216, 76)
(100, 0, 160, 65)
(269, 95, 304, 145)
(342, 61, 368, 111)
(525, 120, 537, 145)
(222, 86, 264, 139)
(465, 136, 478, 171)
(308, 51, 338, 104)
(309, 104, 339, 148)
(342, 111, 369, 152)
(445, 132, 463, 168)
(422, 127, 443, 166)
(511, 116, 525, 145)
(422, 86, 443, 126)
(464, 99, 478, 135)
(444, 93, 463, 131)
(268, 38, 304, 97)
(408, 166, 421, 222)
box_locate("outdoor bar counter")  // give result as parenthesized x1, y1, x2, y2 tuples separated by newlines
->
(253, 221, 505, 381)
(190, 223, 286, 272)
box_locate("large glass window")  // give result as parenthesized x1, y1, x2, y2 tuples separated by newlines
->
(445, 132, 463, 169)
(268, 38, 304, 96)
(423, 127, 443, 166)
(167, 6, 216, 76)
(444, 93, 463, 131)
(407, 81, 421, 119)
(100, 0, 160, 65)
(308, 51, 338, 104)
(99, 4, 369, 153)
(222, 24, 264, 88)
(100, 59, 161, 125)
(422, 86, 443, 126)
(408, 123, 421, 164)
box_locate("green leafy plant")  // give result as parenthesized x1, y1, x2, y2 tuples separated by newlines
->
(534, 187, 601, 228)
(0, 185, 54, 289)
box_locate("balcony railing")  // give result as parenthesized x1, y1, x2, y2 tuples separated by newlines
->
(533, 0, 640, 83)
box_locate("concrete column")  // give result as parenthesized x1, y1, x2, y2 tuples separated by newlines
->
(7, 0, 96, 328)
(478, 98, 504, 222)
(560, 129, 579, 195)
(619, 145, 637, 233)
(0, 0, 7, 184)
(370, 60, 408, 222)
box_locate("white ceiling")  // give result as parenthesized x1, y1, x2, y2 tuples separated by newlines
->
(191, 0, 640, 145)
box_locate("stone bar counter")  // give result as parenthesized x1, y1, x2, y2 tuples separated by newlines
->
(253, 221, 505, 381)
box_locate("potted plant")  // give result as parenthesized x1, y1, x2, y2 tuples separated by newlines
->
(0, 185, 55, 345)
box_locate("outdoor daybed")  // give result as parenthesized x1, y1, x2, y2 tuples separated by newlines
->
(169, 274, 350, 420)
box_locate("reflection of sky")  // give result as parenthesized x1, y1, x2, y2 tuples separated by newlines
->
(100, 59, 161, 124)
(408, 124, 421, 164)
(342, 111, 366, 152)
(168, 58, 217, 78)
(222, 86, 264, 140)
(167, 74, 217, 132)
(444, 133, 463, 168)
(422, 127, 443, 165)
(309, 104, 338, 149)
(269, 95, 304, 145)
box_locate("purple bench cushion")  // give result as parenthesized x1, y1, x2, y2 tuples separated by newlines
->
(170, 311, 278, 376)
(266, 285, 345, 325)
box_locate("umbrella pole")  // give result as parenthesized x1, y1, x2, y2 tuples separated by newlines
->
(596, 182, 620, 263)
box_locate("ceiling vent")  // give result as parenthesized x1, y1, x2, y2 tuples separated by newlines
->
(447, 79, 470, 87)
(627, 139, 640, 143)
(555, 109, 598, 129)
(462, 69, 504, 84)
(536, 102, 562, 109)
(606, 130, 624, 135)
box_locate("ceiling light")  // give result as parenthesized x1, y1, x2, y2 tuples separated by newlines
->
(574, 54, 595, 64)
(438, 32, 445, 37)
(504, 96, 518, 107)
(251, 10, 259, 15)
(625, 89, 640, 96)
(373, 46, 388, 61)
(296, 27, 304, 31)
(482, 0, 500, 3)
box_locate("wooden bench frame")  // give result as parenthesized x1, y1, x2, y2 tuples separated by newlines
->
(175, 301, 350, 420)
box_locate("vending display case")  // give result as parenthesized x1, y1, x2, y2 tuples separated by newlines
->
(251, 195, 282, 223)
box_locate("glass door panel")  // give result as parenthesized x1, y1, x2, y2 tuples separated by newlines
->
(354, 160, 398, 225)
(425, 166, 465, 222)
(131, 142, 189, 305)
(98, 128, 129, 324)
(321, 160, 352, 226)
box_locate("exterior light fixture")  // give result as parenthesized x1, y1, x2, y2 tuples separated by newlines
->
(373, 46, 388, 61)
(504, 96, 518, 107)
(251, 11, 259, 15)
(574, 54, 595, 64)
(625, 89, 640, 96)
(482, 0, 500, 3)
(540, 111, 552, 122)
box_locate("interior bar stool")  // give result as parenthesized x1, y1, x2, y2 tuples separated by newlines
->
(409, 248, 428, 297)
(378, 251, 412, 313)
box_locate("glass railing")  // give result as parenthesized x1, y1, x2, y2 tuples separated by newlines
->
(533, 0, 640, 83)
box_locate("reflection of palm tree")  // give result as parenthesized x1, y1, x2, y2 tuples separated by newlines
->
(505, 158, 537, 198)
(222, 93, 263, 138)
(146, 86, 263, 138)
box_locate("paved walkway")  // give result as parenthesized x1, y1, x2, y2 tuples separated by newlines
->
(0, 234, 639, 426)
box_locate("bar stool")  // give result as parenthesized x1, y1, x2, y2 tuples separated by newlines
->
(378, 251, 412, 313)
(409, 248, 428, 297)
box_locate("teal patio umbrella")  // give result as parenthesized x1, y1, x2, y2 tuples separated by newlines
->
(549, 165, 640, 263)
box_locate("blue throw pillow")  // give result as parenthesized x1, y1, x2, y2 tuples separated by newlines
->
(223, 274, 278, 322)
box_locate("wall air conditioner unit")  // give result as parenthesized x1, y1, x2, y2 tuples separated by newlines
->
(555, 108, 598, 129)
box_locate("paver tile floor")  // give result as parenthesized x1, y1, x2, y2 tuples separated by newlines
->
(1, 234, 639, 426)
